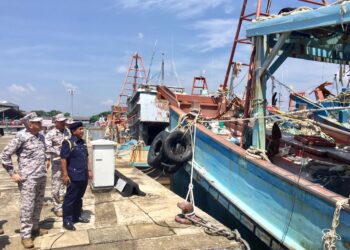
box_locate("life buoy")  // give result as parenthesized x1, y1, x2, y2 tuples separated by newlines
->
(147, 131, 169, 169)
(163, 130, 192, 164)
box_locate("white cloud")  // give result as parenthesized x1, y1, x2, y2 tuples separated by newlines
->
(116, 65, 127, 74)
(4, 44, 55, 56)
(138, 32, 144, 39)
(101, 98, 114, 106)
(224, 5, 235, 14)
(7, 83, 36, 95)
(62, 80, 78, 90)
(26, 83, 36, 91)
(190, 18, 237, 52)
(112, 0, 232, 17)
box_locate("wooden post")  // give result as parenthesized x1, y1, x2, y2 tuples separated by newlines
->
(252, 36, 267, 150)
(251, 33, 289, 151)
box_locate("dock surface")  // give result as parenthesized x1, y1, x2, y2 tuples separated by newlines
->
(0, 135, 242, 249)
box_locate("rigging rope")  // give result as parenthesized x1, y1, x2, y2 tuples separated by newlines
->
(280, 154, 305, 245)
(202, 106, 350, 124)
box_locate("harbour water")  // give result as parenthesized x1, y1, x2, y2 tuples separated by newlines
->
(87, 128, 105, 140)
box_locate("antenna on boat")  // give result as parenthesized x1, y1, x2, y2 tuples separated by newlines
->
(146, 40, 158, 85)
(334, 73, 339, 95)
(161, 53, 165, 85)
(171, 36, 182, 87)
(339, 63, 344, 88)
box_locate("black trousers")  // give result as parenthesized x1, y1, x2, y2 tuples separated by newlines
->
(63, 180, 88, 224)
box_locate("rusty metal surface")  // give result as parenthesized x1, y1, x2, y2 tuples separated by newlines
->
(157, 86, 224, 118)
(138, 93, 169, 123)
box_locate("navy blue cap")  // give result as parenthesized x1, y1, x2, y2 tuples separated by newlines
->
(69, 121, 83, 131)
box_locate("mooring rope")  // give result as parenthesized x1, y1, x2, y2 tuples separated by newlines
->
(184, 113, 200, 214)
(322, 198, 349, 250)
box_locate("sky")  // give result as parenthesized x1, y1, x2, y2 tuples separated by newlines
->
(0, 0, 341, 115)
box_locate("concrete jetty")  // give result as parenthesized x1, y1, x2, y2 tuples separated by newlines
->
(0, 135, 243, 249)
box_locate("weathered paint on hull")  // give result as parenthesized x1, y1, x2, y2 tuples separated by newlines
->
(170, 108, 350, 250)
(171, 166, 270, 250)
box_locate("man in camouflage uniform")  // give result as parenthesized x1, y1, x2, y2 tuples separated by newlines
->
(45, 113, 69, 217)
(0, 113, 48, 248)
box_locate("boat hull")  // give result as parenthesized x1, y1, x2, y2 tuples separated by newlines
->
(169, 107, 350, 250)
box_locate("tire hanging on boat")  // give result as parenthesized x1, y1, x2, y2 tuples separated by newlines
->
(148, 130, 191, 174)
(163, 130, 192, 164)
(147, 131, 169, 169)
(160, 161, 183, 174)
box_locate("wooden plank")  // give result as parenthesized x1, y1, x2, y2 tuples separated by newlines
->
(259, 32, 290, 78)
(267, 44, 293, 76)
(246, 3, 350, 37)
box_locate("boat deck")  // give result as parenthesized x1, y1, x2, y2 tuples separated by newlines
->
(0, 135, 242, 249)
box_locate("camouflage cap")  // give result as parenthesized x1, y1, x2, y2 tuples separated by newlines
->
(54, 113, 67, 122)
(66, 117, 74, 124)
(21, 112, 43, 124)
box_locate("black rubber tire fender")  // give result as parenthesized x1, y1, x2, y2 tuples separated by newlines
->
(147, 131, 169, 169)
(160, 161, 183, 174)
(163, 130, 192, 164)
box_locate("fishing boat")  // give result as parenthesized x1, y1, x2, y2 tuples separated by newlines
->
(156, 2, 350, 249)
(289, 90, 350, 133)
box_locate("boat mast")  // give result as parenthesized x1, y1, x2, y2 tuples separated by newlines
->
(222, 0, 271, 128)
(133, 54, 139, 93)
(161, 53, 165, 85)
(146, 40, 158, 85)
(116, 52, 147, 108)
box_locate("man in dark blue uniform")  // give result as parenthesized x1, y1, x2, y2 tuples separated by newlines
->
(60, 122, 92, 231)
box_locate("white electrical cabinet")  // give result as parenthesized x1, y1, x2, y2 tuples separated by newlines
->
(91, 139, 117, 189)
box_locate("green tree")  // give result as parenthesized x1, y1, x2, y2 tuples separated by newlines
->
(47, 110, 61, 117)
(90, 115, 99, 123)
(31, 110, 47, 117)
(31, 110, 68, 118)
(89, 111, 110, 123)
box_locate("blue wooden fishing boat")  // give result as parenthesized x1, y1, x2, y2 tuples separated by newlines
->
(156, 2, 350, 249)
(290, 90, 350, 132)
(167, 105, 350, 249)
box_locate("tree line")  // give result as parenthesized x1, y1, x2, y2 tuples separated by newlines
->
(31, 110, 70, 118)
(89, 111, 110, 123)
(31, 110, 111, 124)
